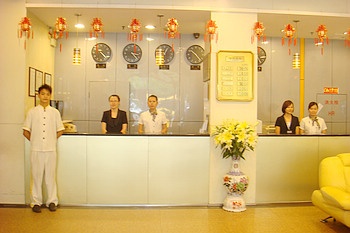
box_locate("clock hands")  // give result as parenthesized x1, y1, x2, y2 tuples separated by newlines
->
(189, 50, 200, 60)
(98, 49, 110, 58)
(131, 52, 140, 59)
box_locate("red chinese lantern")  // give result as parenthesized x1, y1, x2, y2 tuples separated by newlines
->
(128, 18, 142, 42)
(205, 20, 218, 42)
(205, 20, 218, 52)
(90, 17, 104, 38)
(54, 17, 68, 52)
(18, 17, 33, 49)
(315, 24, 329, 55)
(251, 21, 265, 43)
(282, 24, 297, 55)
(345, 28, 350, 47)
(165, 18, 180, 51)
(166, 18, 179, 39)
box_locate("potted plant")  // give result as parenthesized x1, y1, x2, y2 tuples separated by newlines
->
(212, 119, 258, 212)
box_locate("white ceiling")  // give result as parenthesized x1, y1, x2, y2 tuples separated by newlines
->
(27, 7, 350, 40)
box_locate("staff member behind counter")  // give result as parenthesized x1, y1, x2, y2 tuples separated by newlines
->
(138, 95, 168, 134)
(275, 100, 300, 135)
(101, 94, 128, 134)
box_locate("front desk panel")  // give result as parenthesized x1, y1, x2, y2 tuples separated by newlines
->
(25, 134, 210, 206)
(24, 134, 350, 206)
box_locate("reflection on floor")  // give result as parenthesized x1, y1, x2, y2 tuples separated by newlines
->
(0, 203, 348, 233)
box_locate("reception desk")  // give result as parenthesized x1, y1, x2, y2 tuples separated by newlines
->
(24, 134, 350, 206)
(25, 134, 210, 206)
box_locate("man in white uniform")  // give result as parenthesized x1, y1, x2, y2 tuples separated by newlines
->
(23, 84, 65, 213)
(138, 95, 168, 134)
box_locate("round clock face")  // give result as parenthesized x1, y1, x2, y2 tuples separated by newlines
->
(186, 45, 205, 64)
(123, 43, 142, 63)
(91, 43, 112, 63)
(257, 46, 266, 66)
(155, 44, 175, 64)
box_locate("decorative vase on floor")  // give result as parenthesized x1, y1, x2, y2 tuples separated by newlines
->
(222, 158, 249, 212)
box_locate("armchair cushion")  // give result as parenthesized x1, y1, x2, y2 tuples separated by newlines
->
(321, 186, 350, 210)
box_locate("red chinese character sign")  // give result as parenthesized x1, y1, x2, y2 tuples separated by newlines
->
(282, 24, 297, 55)
(205, 20, 218, 52)
(18, 17, 33, 49)
(315, 24, 329, 55)
(53, 17, 68, 52)
(90, 17, 104, 38)
(251, 21, 266, 43)
(128, 18, 142, 42)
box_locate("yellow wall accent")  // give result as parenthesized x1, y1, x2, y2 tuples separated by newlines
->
(300, 38, 305, 118)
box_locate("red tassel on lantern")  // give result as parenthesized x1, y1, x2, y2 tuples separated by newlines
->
(315, 24, 329, 55)
(18, 17, 33, 49)
(90, 17, 104, 38)
(251, 21, 266, 44)
(345, 28, 350, 48)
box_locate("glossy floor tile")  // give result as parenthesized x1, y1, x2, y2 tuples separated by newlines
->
(0, 204, 349, 233)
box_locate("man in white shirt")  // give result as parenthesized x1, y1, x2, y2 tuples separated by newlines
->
(138, 95, 168, 134)
(23, 84, 65, 213)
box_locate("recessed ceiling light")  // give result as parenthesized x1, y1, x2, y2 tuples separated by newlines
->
(146, 37, 154, 41)
(145, 25, 156, 30)
(75, 23, 85, 29)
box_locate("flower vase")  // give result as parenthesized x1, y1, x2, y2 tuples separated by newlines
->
(222, 158, 249, 212)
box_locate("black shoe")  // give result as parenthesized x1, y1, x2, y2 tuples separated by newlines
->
(32, 205, 41, 213)
(48, 203, 57, 212)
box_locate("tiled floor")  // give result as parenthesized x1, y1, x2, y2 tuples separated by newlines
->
(0, 204, 349, 233)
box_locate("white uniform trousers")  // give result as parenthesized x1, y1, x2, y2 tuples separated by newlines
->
(30, 151, 58, 207)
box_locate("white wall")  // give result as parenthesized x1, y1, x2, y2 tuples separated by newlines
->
(208, 12, 258, 204)
(0, 0, 26, 203)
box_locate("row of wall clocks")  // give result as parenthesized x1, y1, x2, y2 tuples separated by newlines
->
(91, 43, 205, 65)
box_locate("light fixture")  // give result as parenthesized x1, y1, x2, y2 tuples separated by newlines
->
(155, 14, 165, 66)
(155, 48, 164, 65)
(292, 53, 300, 69)
(73, 13, 82, 65)
(145, 25, 155, 30)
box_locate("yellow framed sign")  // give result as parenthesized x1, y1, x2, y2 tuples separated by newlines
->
(216, 50, 254, 101)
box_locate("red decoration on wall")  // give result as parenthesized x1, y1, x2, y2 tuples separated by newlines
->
(315, 24, 329, 55)
(205, 20, 218, 52)
(53, 17, 68, 52)
(282, 24, 297, 55)
(128, 18, 142, 42)
(345, 28, 350, 47)
(18, 17, 33, 49)
(90, 17, 104, 38)
(251, 21, 265, 43)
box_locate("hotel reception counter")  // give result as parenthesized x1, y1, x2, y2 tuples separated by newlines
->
(24, 134, 350, 206)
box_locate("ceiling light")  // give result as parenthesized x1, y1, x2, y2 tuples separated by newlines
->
(74, 13, 84, 29)
(145, 25, 155, 30)
(146, 37, 154, 41)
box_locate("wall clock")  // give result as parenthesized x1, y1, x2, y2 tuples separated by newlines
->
(123, 43, 142, 63)
(257, 46, 266, 66)
(155, 44, 175, 64)
(186, 45, 205, 64)
(91, 43, 112, 63)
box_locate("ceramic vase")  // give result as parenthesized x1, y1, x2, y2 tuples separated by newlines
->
(222, 158, 249, 212)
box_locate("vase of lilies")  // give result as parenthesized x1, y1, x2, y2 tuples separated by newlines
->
(212, 119, 258, 212)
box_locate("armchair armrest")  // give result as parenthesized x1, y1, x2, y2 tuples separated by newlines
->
(321, 186, 350, 210)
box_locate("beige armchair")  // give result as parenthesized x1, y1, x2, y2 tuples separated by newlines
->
(312, 153, 350, 228)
